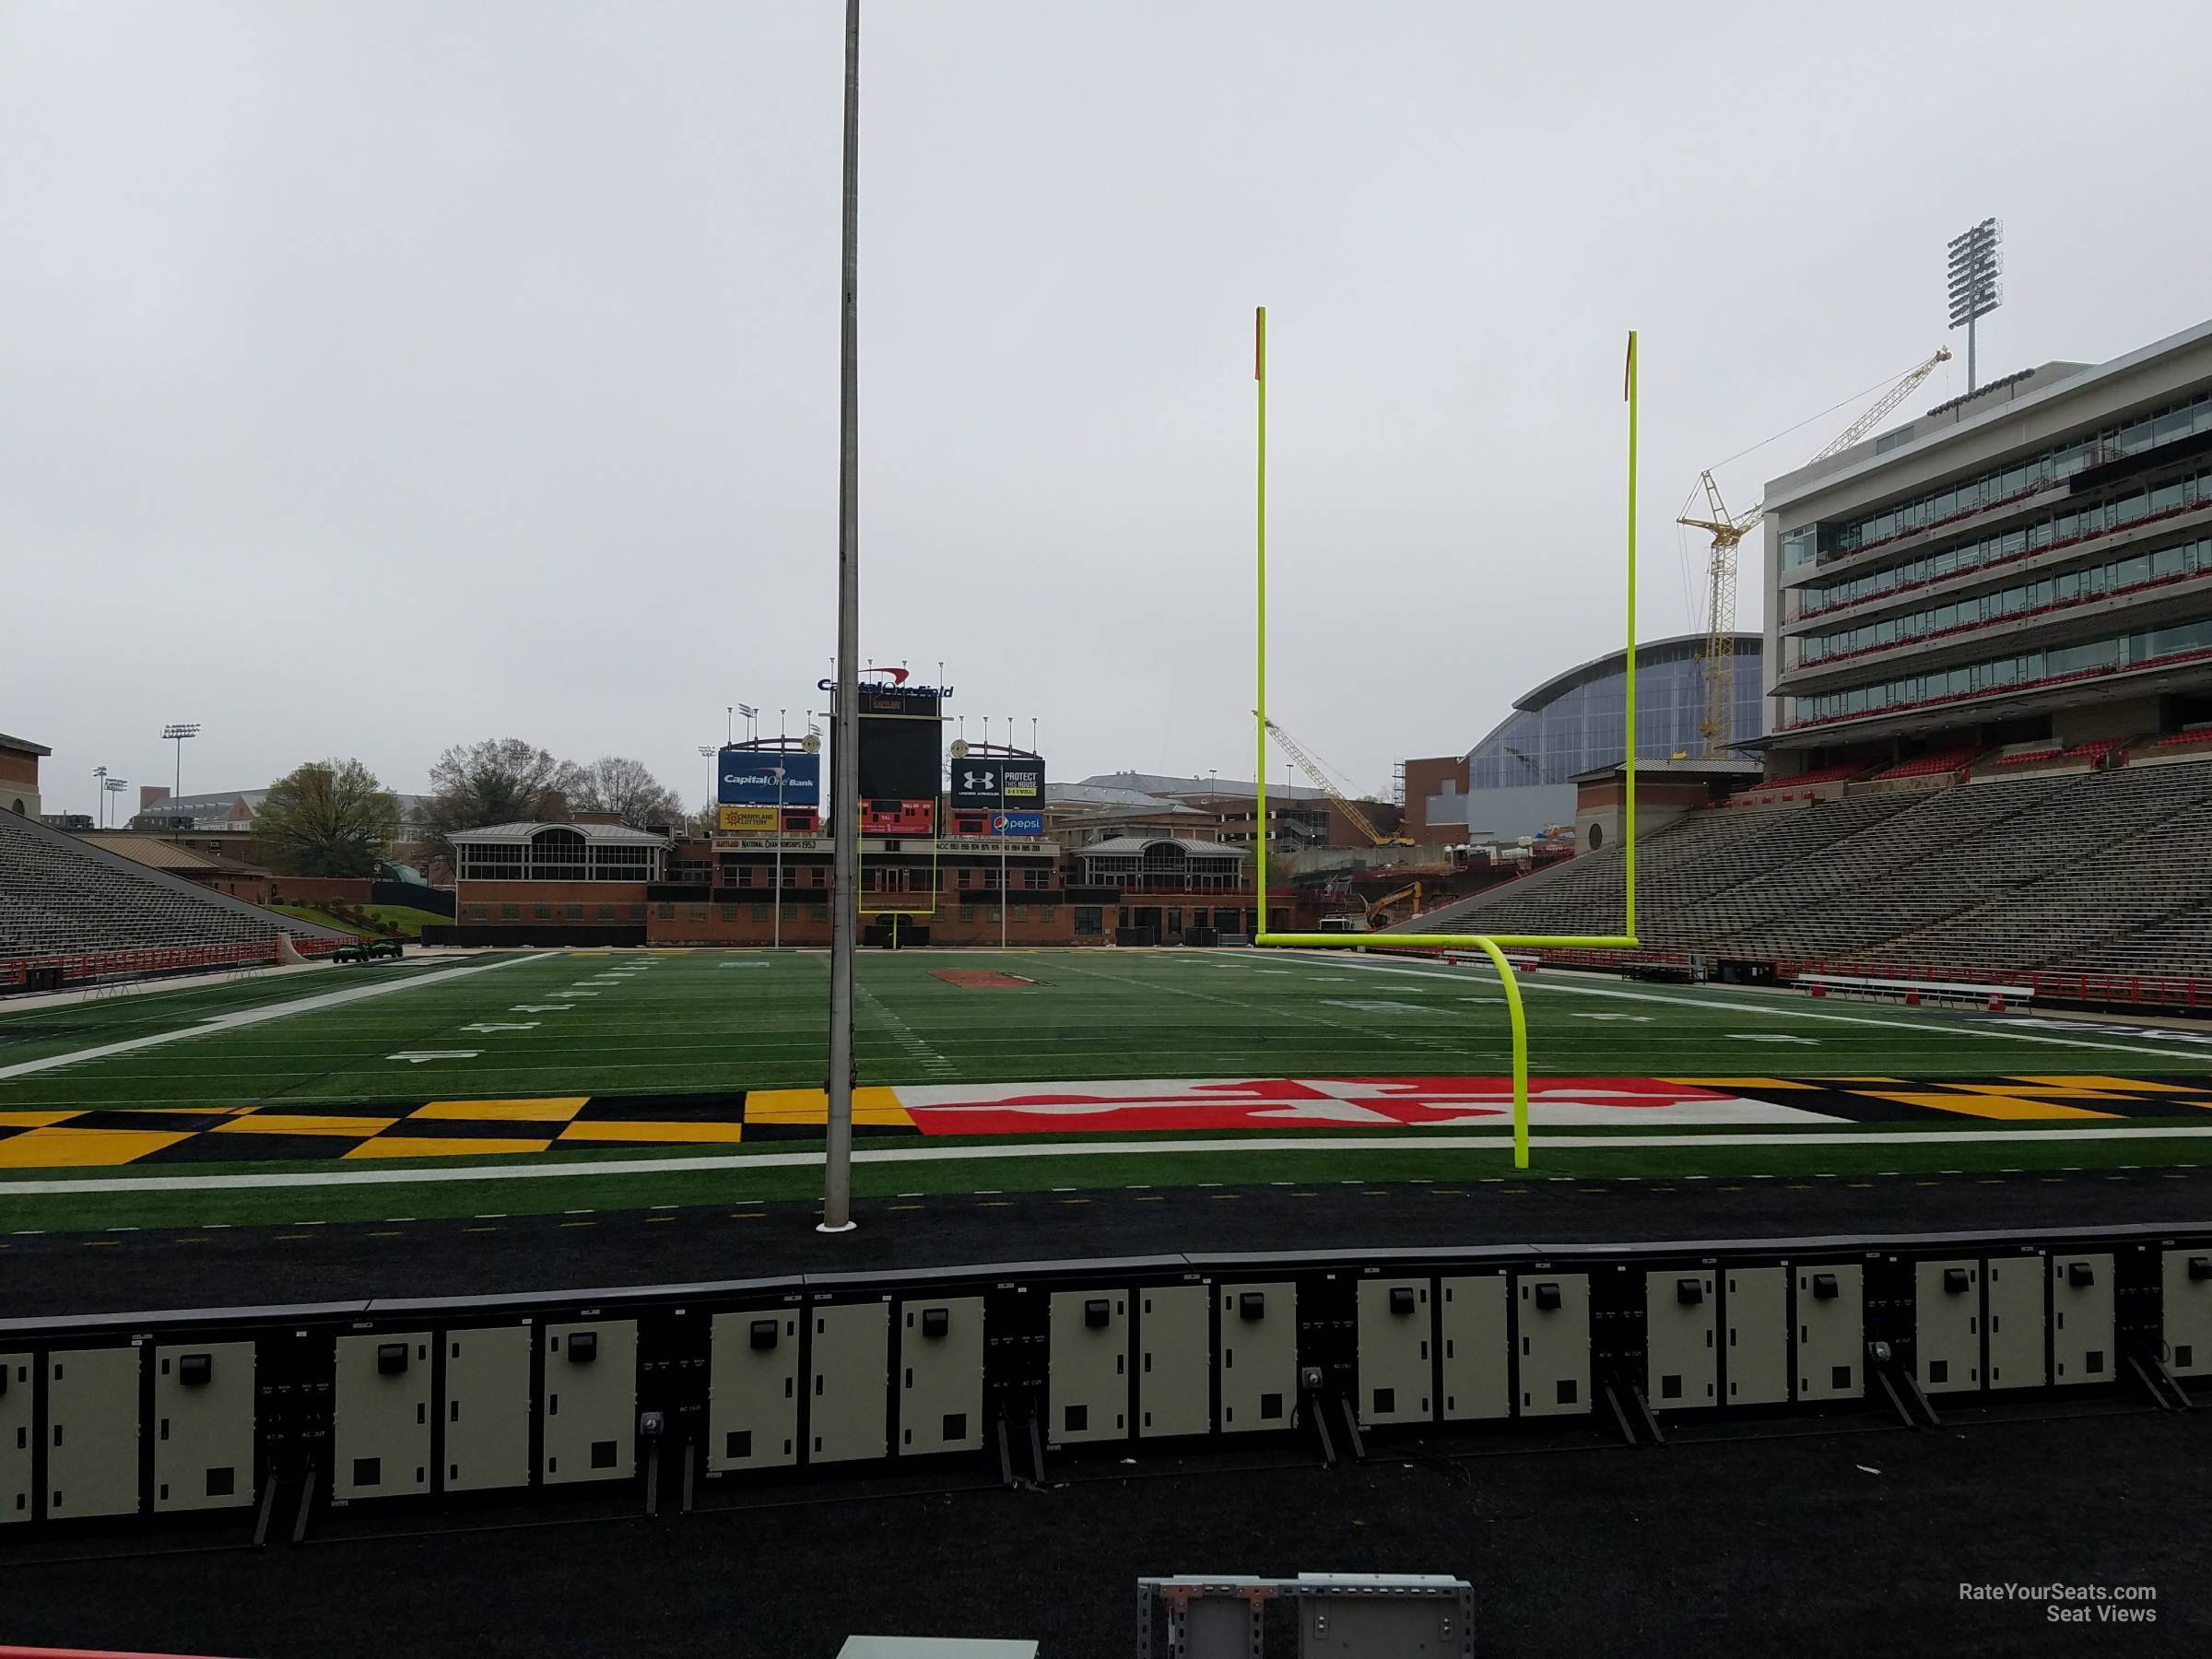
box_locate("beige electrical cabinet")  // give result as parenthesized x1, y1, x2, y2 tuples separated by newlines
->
(1915, 1260, 1983, 1394)
(1356, 1279, 1433, 1427)
(153, 1341, 253, 1513)
(0, 1352, 31, 1525)
(898, 1297, 983, 1456)
(711, 1308, 802, 1472)
(1217, 1282, 1296, 1434)
(541, 1321, 636, 1486)
(1138, 1285, 1210, 1440)
(1724, 1267, 1788, 1406)
(1645, 1271, 1716, 1411)
(47, 1347, 141, 1519)
(2051, 1253, 2113, 1387)
(1048, 1290, 1130, 1446)
(808, 1300, 889, 1465)
(1438, 1275, 1511, 1421)
(443, 1325, 532, 1493)
(2162, 1250, 2212, 1378)
(335, 1331, 433, 1500)
(1985, 1256, 2045, 1391)
(1794, 1265, 1864, 1402)
(1515, 1274, 1589, 1418)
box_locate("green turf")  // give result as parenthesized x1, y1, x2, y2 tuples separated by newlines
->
(5, 947, 2211, 1226)
(5, 947, 2207, 1113)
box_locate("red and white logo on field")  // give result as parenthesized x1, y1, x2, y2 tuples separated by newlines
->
(891, 1077, 1839, 1134)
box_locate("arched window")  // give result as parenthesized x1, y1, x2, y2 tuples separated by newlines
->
(532, 826, 588, 882)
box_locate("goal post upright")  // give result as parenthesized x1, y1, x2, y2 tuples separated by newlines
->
(1251, 310, 1641, 1169)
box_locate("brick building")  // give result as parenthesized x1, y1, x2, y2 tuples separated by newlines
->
(1, 731, 47, 818)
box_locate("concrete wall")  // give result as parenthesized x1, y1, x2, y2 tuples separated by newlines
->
(1574, 778, 1711, 859)
(2055, 695, 2163, 747)
(1438, 782, 1572, 843)
(1402, 755, 1465, 843)
(457, 880, 652, 925)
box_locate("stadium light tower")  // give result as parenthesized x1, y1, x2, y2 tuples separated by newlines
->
(104, 776, 128, 828)
(1947, 218, 2003, 394)
(92, 764, 108, 827)
(160, 722, 200, 802)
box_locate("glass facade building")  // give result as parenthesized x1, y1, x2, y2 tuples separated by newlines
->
(1435, 634, 1761, 839)
(1765, 321, 2212, 754)
(1467, 635, 1764, 790)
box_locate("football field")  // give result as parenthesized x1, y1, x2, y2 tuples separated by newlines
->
(4, 946, 2212, 1229)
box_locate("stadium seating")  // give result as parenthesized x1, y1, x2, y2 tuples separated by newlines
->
(0, 810, 347, 982)
(1387, 757, 2212, 986)
(1868, 747, 1983, 781)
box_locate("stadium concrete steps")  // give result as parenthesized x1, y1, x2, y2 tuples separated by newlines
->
(0, 809, 352, 961)
(1381, 757, 2212, 979)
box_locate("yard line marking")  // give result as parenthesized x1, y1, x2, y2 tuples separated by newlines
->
(0, 954, 535, 1081)
(1285, 952, 2212, 1063)
(16, 1122, 2212, 1196)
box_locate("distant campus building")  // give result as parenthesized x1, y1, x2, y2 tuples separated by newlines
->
(1406, 634, 1763, 843)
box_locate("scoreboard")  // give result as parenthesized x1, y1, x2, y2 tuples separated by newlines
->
(854, 684, 942, 800)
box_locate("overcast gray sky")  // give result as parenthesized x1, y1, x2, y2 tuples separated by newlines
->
(8, 1, 2212, 820)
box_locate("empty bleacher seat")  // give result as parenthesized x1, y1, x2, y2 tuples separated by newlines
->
(1383, 758, 2212, 984)
(0, 813, 347, 980)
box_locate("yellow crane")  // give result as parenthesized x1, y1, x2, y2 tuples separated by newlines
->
(1258, 715, 1414, 845)
(1678, 347, 1952, 756)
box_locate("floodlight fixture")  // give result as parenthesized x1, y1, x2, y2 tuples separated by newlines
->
(1946, 218, 2003, 392)
(160, 722, 200, 799)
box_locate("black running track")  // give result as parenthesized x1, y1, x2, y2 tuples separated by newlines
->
(8, 1164, 2212, 1317)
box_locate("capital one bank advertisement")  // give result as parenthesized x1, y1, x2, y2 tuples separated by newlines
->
(717, 749, 819, 830)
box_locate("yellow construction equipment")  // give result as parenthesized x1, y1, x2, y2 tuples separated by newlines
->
(1678, 347, 1952, 756)
(1258, 714, 1414, 845)
(1365, 881, 1423, 927)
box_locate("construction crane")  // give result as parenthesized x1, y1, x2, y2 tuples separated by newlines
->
(1678, 347, 1953, 756)
(1258, 715, 1413, 846)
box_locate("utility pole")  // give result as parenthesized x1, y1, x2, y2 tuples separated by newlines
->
(999, 717, 1009, 951)
(821, 0, 862, 1234)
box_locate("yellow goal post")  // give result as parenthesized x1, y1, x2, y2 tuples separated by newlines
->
(1250, 308, 1641, 1168)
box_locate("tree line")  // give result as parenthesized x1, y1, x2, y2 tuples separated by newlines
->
(250, 739, 692, 878)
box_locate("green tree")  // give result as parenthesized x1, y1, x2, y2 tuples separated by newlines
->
(253, 759, 399, 877)
(421, 737, 582, 865)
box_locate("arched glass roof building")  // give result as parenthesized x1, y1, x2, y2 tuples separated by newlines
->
(1430, 632, 1762, 840)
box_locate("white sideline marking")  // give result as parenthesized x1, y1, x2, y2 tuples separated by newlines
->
(0, 954, 535, 1081)
(387, 1051, 481, 1064)
(9, 1124, 2212, 1197)
(1265, 952, 2212, 1064)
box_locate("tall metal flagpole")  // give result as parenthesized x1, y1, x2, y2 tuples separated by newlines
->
(820, 0, 863, 1233)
